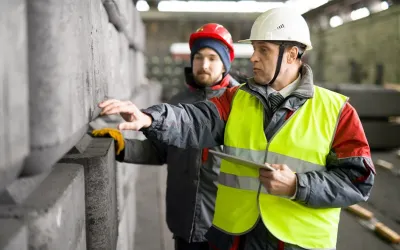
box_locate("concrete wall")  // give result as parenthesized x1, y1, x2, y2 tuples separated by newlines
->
(143, 7, 400, 86)
(308, 5, 400, 85)
(0, 0, 161, 249)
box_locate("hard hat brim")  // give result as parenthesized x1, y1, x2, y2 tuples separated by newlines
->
(237, 39, 252, 44)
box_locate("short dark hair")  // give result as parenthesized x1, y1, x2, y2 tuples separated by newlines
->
(271, 41, 307, 59)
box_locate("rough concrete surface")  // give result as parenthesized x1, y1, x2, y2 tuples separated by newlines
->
(133, 10, 146, 52)
(116, 208, 130, 250)
(134, 165, 174, 250)
(134, 165, 165, 250)
(0, 171, 50, 205)
(310, 6, 400, 84)
(116, 175, 137, 250)
(0, 219, 28, 250)
(119, 33, 131, 99)
(336, 84, 400, 118)
(60, 138, 118, 250)
(0, 0, 29, 190)
(76, 226, 87, 250)
(125, 0, 136, 47)
(136, 51, 147, 85)
(107, 23, 121, 100)
(116, 162, 139, 220)
(0, 163, 85, 250)
(129, 49, 138, 92)
(126, 167, 139, 249)
(28, 0, 82, 148)
(103, 0, 127, 32)
(362, 122, 400, 150)
(90, 0, 110, 107)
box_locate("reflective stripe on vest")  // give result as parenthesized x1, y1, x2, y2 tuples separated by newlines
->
(212, 86, 348, 249)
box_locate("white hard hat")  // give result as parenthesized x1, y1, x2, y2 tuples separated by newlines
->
(238, 7, 313, 50)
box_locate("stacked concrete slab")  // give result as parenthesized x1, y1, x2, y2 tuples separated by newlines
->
(0, 0, 30, 191)
(0, 0, 161, 250)
(319, 83, 400, 150)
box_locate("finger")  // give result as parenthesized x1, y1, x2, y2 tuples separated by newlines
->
(259, 176, 273, 189)
(259, 168, 274, 178)
(118, 122, 142, 131)
(101, 100, 133, 113)
(100, 101, 123, 115)
(102, 102, 135, 116)
(99, 99, 121, 108)
(270, 164, 285, 171)
(279, 164, 291, 171)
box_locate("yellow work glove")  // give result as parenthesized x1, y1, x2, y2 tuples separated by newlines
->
(92, 128, 125, 156)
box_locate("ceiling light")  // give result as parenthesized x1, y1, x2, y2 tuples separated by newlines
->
(350, 7, 370, 21)
(329, 15, 343, 28)
(136, 0, 150, 12)
(157, 1, 284, 13)
(380, 1, 389, 10)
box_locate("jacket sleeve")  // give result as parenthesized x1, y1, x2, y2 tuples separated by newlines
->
(119, 139, 167, 165)
(141, 86, 239, 149)
(295, 102, 375, 208)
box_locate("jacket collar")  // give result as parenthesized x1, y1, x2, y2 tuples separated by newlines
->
(246, 64, 315, 99)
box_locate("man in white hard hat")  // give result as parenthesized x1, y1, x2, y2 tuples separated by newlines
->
(98, 7, 375, 250)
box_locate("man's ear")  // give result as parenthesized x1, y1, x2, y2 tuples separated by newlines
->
(287, 46, 299, 64)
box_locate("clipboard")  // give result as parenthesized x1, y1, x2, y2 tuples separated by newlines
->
(209, 150, 275, 171)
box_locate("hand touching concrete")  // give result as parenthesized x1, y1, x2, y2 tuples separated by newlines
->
(99, 99, 153, 131)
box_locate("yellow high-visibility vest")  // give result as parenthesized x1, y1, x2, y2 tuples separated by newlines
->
(213, 85, 348, 249)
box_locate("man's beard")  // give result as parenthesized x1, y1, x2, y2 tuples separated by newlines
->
(194, 71, 215, 87)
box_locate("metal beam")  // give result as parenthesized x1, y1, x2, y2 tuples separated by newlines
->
(140, 9, 260, 21)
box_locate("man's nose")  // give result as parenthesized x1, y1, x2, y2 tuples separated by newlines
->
(250, 52, 259, 63)
(202, 59, 210, 69)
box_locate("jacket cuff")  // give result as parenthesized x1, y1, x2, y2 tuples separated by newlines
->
(294, 173, 310, 203)
(140, 108, 162, 131)
(289, 175, 298, 200)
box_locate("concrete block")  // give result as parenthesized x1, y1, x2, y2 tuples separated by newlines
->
(60, 138, 118, 250)
(116, 162, 127, 218)
(126, 0, 136, 48)
(119, 33, 131, 99)
(0, 163, 85, 250)
(103, 0, 125, 30)
(136, 51, 146, 86)
(25, 0, 110, 174)
(0, 0, 29, 189)
(28, 0, 82, 148)
(76, 226, 87, 250)
(311, 6, 400, 84)
(116, 206, 130, 250)
(126, 176, 137, 250)
(90, 0, 109, 105)
(0, 219, 28, 250)
(129, 49, 137, 93)
(116, 0, 130, 27)
(0, 171, 50, 205)
(107, 23, 121, 99)
(116, 162, 139, 220)
(134, 166, 164, 250)
(336, 84, 400, 118)
(133, 9, 146, 51)
(362, 121, 400, 150)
